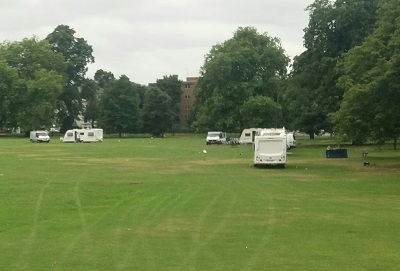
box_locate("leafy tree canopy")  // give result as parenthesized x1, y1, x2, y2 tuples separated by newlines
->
(156, 74, 183, 130)
(191, 26, 289, 132)
(46, 25, 95, 132)
(46, 25, 94, 85)
(98, 75, 141, 137)
(332, 0, 400, 148)
(142, 87, 175, 136)
(0, 38, 66, 131)
(94, 69, 115, 89)
(285, 0, 379, 138)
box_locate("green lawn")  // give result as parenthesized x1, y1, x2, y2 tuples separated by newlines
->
(0, 136, 399, 270)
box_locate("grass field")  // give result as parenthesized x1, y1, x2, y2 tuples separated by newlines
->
(1, 135, 399, 270)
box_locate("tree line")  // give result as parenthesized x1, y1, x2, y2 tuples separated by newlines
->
(0, 25, 182, 136)
(1, 0, 399, 148)
(190, 0, 399, 148)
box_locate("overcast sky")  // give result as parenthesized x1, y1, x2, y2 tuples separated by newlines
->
(1, 0, 313, 85)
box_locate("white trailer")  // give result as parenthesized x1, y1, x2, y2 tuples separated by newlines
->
(61, 129, 79, 142)
(61, 129, 103, 143)
(239, 128, 263, 144)
(253, 128, 287, 167)
(91, 129, 103, 142)
(286, 132, 296, 149)
(30, 130, 50, 143)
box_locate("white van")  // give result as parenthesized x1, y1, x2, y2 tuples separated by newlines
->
(206, 131, 226, 145)
(30, 130, 50, 143)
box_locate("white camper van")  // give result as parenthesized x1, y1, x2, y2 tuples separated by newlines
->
(30, 130, 50, 143)
(253, 128, 287, 167)
(61, 129, 103, 143)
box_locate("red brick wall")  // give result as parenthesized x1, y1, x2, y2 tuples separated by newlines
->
(179, 77, 198, 128)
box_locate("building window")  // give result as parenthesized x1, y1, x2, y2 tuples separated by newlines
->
(184, 84, 191, 89)
(185, 105, 191, 110)
(184, 94, 191, 99)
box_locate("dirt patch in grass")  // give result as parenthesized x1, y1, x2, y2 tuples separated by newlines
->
(191, 158, 248, 165)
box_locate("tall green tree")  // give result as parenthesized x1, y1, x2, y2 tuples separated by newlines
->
(18, 69, 64, 130)
(0, 62, 22, 128)
(284, 51, 328, 138)
(332, 0, 400, 148)
(142, 87, 175, 136)
(46, 25, 94, 132)
(81, 78, 100, 127)
(190, 26, 288, 132)
(98, 75, 141, 137)
(240, 96, 282, 128)
(286, 0, 379, 138)
(94, 69, 115, 89)
(156, 75, 182, 130)
(0, 38, 66, 131)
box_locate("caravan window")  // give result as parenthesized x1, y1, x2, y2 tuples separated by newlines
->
(88, 132, 94, 136)
(80, 132, 85, 135)
(245, 133, 250, 137)
(67, 132, 73, 137)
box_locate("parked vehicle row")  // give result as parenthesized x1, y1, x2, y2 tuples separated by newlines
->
(205, 127, 297, 168)
(29, 128, 103, 143)
(239, 128, 296, 149)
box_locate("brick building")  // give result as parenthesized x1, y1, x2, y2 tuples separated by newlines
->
(179, 77, 198, 129)
(148, 76, 199, 129)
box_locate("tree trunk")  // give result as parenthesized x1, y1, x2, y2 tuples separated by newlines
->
(394, 137, 397, 150)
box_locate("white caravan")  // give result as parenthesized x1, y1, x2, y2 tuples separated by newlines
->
(239, 128, 263, 144)
(61, 128, 103, 143)
(253, 128, 287, 167)
(91, 129, 103, 142)
(61, 129, 79, 142)
(30, 130, 50, 143)
(286, 132, 296, 149)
